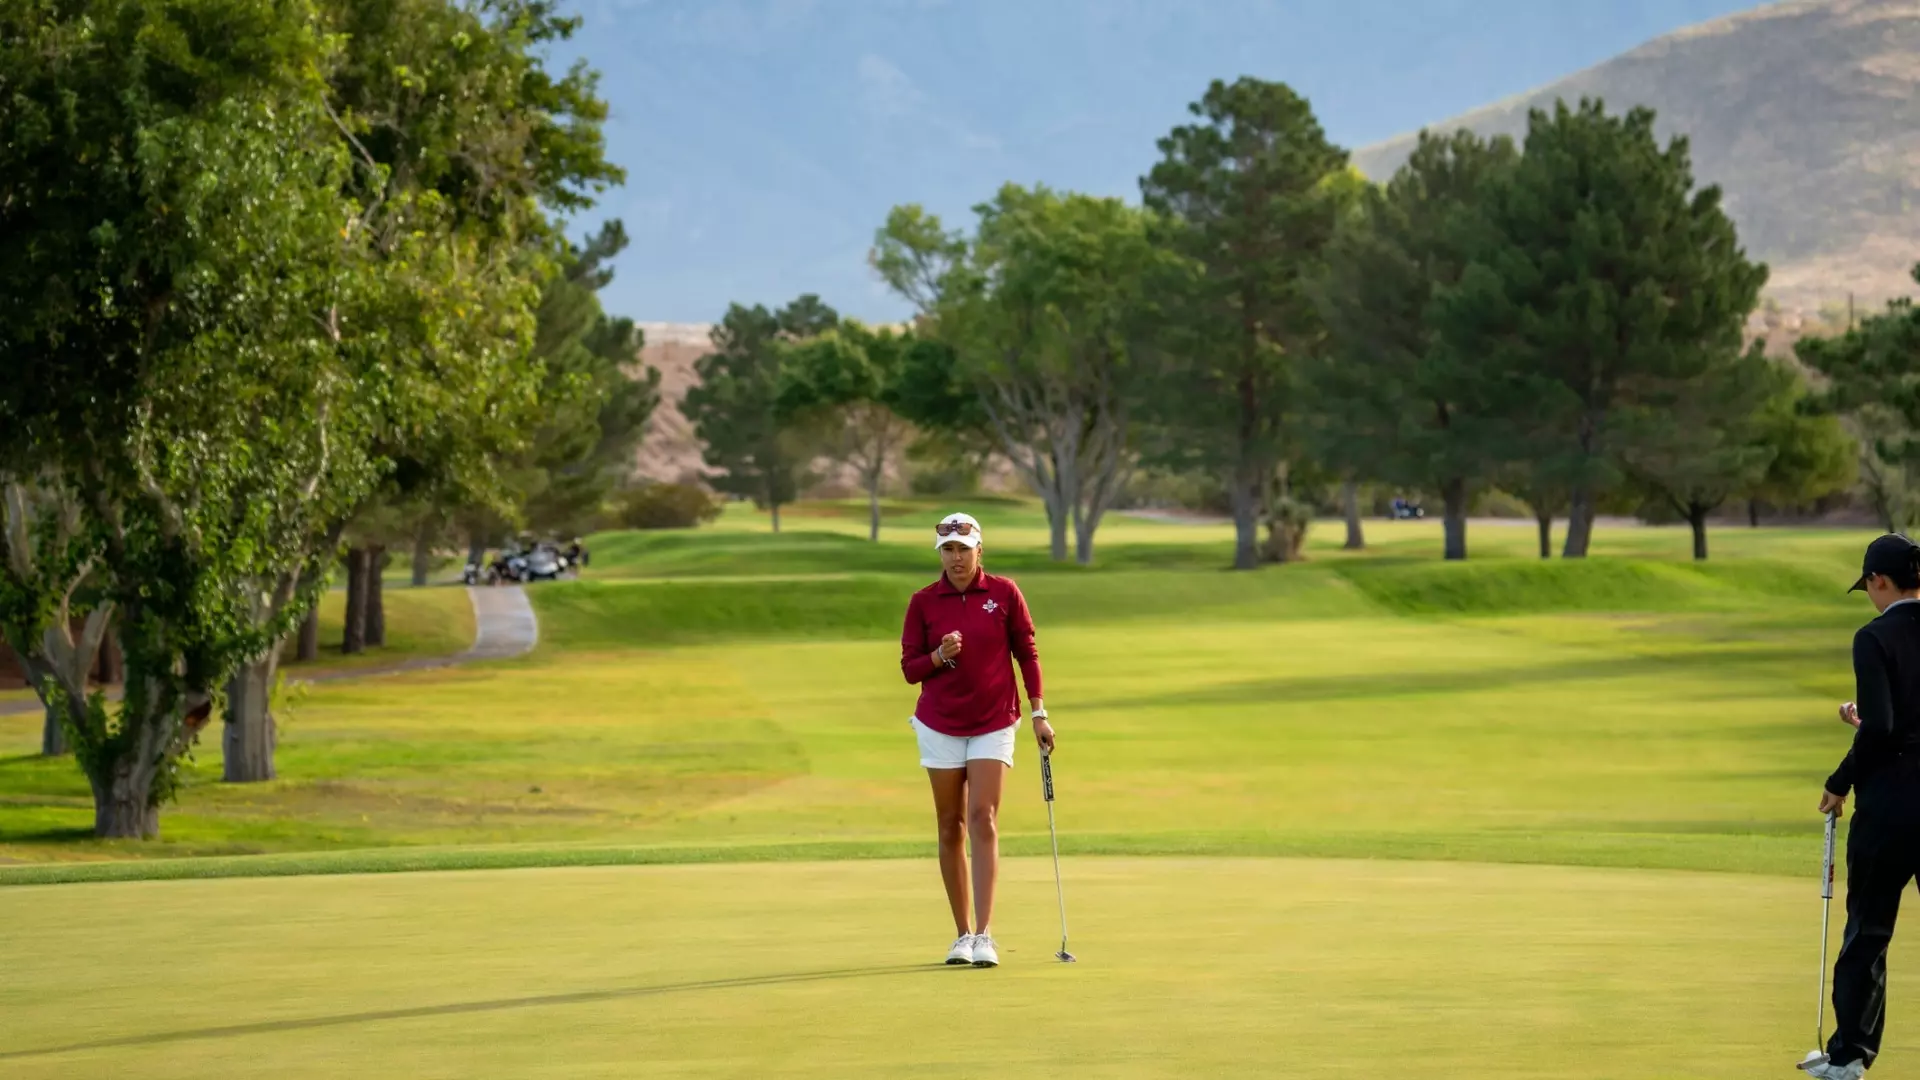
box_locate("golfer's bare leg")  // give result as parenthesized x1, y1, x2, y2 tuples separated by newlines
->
(927, 767, 970, 936)
(966, 759, 1006, 934)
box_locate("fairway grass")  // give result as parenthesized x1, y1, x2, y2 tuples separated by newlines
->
(0, 511, 1901, 1078)
(0, 517, 1876, 875)
(3, 856, 1915, 1078)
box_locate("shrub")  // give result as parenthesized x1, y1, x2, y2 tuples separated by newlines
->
(611, 483, 723, 530)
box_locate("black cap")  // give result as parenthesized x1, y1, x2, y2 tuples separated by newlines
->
(1850, 533, 1920, 592)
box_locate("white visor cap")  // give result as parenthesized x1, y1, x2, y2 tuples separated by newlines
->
(934, 512, 983, 550)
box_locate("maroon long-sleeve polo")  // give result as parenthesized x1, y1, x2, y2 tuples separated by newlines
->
(900, 570, 1043, 738)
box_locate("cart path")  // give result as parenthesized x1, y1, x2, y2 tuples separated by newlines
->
(0, 586, 539, 716)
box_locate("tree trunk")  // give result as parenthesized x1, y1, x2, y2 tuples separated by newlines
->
(1748, 499, 1760, 528)
(1074, 515, 1097, 566)
(89, 763, 158, 839)
(41, 703, 67, 756)
(467, 533, 487, 564)
(1441, 477, 1468, 561)
(1563, 488, 1594, 558)
(771, 502, 781, 534)
(1536, 511, 1553, 559)
(342, 547, 369, 655)
(96, 630, 123, 685)
(411, 528, 432, 586)
(867, 473, 882, 543)
(1689, 503, 1710, 561)
(1342, 480, 1365, 551)
(1229, 479, 1260, 571)
(296, 604, 320, 662)
(367, 546, 388, 648)
(1045, 498, 1069, 563)
(223, 653, 279, 783)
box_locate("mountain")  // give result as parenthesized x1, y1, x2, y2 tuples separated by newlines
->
(1350, 0, 1920, 312)
(631, 323, 714, 487)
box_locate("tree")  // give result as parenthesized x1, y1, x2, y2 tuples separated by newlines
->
(0, 479, 112, 759)
(779, 322, 917, 542)
(222, 0, 623, 784)
(684, 297, 841, 532)
(0, 0, 383, 832)
(1742, 371, 1856, 525)
(1799, 266, 1920, 530)
(1618, 346, 1780, 560)
(1316, 130, 1520, 561)
(876, 187, 1182, 564)
(1433, 99, 1768, 558)
(0, 0, 620, 814)
(1139, 78, 1350, 570)
(514, 221, 659, 538)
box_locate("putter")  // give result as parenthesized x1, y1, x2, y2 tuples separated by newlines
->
(1040, 750, 1076, 962)
(1799, 809, 1840, 1072)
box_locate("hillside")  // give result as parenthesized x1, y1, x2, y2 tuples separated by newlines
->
(631, 322, 714, 485)
(1351, 0, 1920, 312)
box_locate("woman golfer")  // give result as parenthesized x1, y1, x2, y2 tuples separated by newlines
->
(900, 511, 1052, 968)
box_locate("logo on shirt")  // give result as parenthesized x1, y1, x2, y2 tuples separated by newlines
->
(982, 599, 999, 614)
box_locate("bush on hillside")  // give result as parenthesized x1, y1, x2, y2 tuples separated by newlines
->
(611, 483, 723, 530)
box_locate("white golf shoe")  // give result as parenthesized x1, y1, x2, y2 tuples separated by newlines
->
(1804, 1059, 1865, 1080)
(970, 934, 999, 968)
(944, 934, 975, 965)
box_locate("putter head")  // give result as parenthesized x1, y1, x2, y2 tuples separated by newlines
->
(1056, 949, 1077, 963)
(1798, 1049, 1829, 1071)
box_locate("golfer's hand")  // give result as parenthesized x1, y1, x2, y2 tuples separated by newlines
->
(1820, 789, 1847, 819)
(1840, 701, 1861, 729)
(1032, 715, 1055, 754)
(938, 631, 963, 662)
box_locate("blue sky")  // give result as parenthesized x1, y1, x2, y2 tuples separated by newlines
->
(550, 0, 1764, 323)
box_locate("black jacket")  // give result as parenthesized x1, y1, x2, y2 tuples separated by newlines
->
(1828, 601, 1920, 797)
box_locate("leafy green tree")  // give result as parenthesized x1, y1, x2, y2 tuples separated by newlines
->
(1, 0, 621, 810)
(1618, 346, 1781, 560)
(1799, 268, 1920, 529)
(0, 0, 388, 831)
(685, 297, 841, 532)
(1434, 99, 1768, 558)
(513, 221, 660, 538)
(876, 187, 1182, 564)
(1316, 130, 1520, 560)
(778, 322, 917, 542)
(1139, 78, 1350, 570)
(255, 0, 622, 782)
(1741, 371, 1856, 525)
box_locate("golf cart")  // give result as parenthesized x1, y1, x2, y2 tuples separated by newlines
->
(522, 544, 564, 582)
(1390, 498, 1425, 520)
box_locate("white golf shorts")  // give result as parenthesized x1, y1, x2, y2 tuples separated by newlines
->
(911, 717, 1018, 770)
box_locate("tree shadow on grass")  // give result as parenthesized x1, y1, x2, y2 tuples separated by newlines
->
(0, 963, 954, 1061)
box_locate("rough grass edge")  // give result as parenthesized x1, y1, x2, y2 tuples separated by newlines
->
(0, 827, 1819, 887)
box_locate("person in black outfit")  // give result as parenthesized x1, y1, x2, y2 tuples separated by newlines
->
(1810, 534, 1920, 1078)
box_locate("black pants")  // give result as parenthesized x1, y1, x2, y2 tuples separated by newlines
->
(1829, 768, 1920, 1068)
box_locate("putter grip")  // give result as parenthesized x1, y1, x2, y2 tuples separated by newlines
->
(1041, 753, 1055, 802)
(1822, 811, 1838, 900)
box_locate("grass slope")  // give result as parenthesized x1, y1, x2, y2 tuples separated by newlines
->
(277, 583, 476, 675)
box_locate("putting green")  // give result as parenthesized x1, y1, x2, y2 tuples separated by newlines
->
(1, 856, 1912, 1078)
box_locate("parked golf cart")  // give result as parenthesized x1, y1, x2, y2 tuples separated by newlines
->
(521, 544, 565, 582)
(1390, 498, 1425, 520)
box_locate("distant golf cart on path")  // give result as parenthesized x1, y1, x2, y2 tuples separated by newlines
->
(463, 537, 588, 586)
(1390, 498, 1425, 520)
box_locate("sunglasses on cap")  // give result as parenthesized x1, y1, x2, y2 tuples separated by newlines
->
(935, 521, 977, 537)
